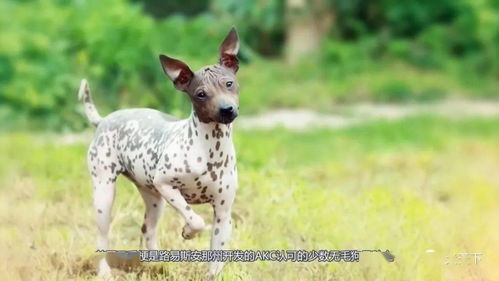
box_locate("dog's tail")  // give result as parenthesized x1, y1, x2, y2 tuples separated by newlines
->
(78, 79, 102, 127)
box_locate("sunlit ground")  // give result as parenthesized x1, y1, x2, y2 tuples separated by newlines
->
(1, 115, 498, 280)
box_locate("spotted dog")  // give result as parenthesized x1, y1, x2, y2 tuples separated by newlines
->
(79, 28, 241, 279)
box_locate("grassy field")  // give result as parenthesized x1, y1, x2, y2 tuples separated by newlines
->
(1, 115, 498, 281)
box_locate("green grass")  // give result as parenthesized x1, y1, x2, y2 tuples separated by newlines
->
(1, 116, 499, 280)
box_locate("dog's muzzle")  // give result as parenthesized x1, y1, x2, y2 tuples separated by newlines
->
(218, 105, 238, 124)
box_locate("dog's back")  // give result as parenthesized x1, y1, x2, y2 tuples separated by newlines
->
(88, 107, 185, 190)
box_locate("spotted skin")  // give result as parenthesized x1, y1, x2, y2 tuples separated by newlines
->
(82, 27, 241, 280)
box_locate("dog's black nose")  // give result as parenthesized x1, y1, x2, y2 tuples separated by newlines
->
(218, 105, 238, 123)
(219, 106, 235, 117)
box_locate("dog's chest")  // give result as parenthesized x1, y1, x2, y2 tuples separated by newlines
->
(154, 121, 237, 203)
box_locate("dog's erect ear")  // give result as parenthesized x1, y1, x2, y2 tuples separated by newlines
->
(159, 55, 194, 91)
(219, 27, 240, 73)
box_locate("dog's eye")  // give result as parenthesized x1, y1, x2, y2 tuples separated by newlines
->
(226, 81, 233, 88)
(196, 91, 207, 99)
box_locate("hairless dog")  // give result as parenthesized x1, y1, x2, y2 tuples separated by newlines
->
(79, 27, 241, 280)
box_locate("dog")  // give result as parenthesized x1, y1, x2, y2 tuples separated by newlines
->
(78, 27, 241, 279)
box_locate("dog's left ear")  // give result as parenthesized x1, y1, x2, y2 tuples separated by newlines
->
(219, 27, 240, 73)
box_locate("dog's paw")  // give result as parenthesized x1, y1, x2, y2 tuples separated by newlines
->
(182, 215, 205, 239)
(181, 224, 195, 240)
(207, 261, 224, 279)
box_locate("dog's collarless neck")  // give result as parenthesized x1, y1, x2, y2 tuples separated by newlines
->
(188, 112, 233, 143)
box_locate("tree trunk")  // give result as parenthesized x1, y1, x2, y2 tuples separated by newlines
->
(285, 0, 334, 64)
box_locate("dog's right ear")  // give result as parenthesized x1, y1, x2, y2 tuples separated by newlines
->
(159, 55, 194, 91)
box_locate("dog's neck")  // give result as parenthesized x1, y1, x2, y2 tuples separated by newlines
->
(187, 111, 233, 151)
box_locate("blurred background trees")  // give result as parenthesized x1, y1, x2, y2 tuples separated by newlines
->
(0, 0, 498, 131)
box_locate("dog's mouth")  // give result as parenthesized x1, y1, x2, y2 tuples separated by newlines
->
(217, 114, 237, 124)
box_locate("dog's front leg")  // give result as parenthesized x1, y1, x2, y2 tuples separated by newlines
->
(155, 183, 205, 239)
(207, 197, 234, 279)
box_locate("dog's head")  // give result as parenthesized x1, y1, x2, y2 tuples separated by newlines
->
(159, 27, 240, 124)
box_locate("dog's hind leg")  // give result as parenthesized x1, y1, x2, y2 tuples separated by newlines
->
(88, 137, 121, 277)
(92, 173, 117, 278)
(138, 188, 165, 250)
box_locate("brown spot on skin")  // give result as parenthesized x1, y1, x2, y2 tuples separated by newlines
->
(215, 141, 220, 151)
(218, 188, 222, 193)
(141, 224, 147, 234)
(217, 218, 221, 223)
(214, 228, 220, 235)
(205, 134, 209, 140)
(210, 171, 218, 181)
(221, 200, 225, 205)
(97, 209, 102, 214)
(197, 157, 202, 162)
(186, 205, 191, 211)
(153, 203, 157, 208)
(221, 242, 225, 246)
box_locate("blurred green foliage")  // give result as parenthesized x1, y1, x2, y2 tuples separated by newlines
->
(0, 0, 233, 131)
(0, 0, 498, 131)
